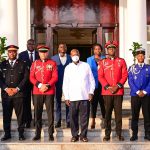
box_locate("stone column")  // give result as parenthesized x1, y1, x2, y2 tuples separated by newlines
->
(119, 0, 127, 60)
(119, 0, 147, 67)
(127, 0, 147, 66)
(17, 0, 31, 52)
(0, 0, 18, 45)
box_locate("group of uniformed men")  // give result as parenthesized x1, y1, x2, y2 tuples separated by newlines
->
(0, 39, 150, 142)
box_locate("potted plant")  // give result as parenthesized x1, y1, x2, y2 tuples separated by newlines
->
(129, 42, 142, 64)
(0, 37, 7, 62)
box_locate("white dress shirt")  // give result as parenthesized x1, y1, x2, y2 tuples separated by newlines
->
(59, 53, 67, 65)
(137, 62, 144, 67)
(27, 50, 35, 61)
(9, 59, 17, 67)
(63, 61, 95, 101)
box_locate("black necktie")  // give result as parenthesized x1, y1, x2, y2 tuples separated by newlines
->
(30, 52, 33, 62)
(139, 64, 142, 67)
(10, 61, 13, 67)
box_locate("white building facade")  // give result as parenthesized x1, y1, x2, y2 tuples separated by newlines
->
(0, 0, 149, 67)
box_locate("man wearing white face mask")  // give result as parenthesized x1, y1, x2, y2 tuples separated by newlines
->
(63, 49, 95, 142)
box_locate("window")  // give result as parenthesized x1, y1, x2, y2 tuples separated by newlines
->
(31, 26, 47, 45)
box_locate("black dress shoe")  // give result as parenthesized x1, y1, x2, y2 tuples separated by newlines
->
(80, 137, 88, 142)
(49, 135, 54, 141)
(116, 135, 124, 141)
(55, 123, 61, 128)
(1, 135, 11, 141)
(32, 135, 41, 141)
(103, 136, 110, 141)
(130, 135, 138, 141)
(144, 134, 150, 140)
(25, 122, 31, 128)
(71, 136, 79, 142)
(66, 123, 70, 128)
(19, 135, 25, 141)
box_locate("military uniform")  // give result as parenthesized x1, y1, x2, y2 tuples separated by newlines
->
(98, 41, 128, 140)
(128, 48, 150, 140)
(30, 45, 58, 140)
(0, 45, 29, 141)
(99, 57, 127, 95)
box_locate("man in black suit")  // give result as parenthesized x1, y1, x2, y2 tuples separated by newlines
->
(19, 39, 39, 128)
(0, 45, 29, 141)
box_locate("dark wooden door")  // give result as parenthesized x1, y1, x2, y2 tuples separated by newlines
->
(97, 24, 119, 56)
(53, 29, 58, 55)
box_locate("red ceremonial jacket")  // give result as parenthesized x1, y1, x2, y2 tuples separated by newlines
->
(98, 57, 128, 95)
(30, 59, 58, 95)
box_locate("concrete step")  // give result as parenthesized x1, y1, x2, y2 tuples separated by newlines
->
(0, 99, 134, 124)
(0, 107, 142, 122)
(0, 98, 132, 110)
(0, 99, 132, 114)
(0, 109, 133, 121)
(0, 127, 146, 138)
(0, 117, 145, 134)
(0, 89, 150, 150)
(0, 117, 144, 130)
(1, 139, 150, 150)
(0, 117, 132, 128)
(1, 142, 150, 150)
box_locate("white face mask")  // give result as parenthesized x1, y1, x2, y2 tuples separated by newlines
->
(72, 55, 79, 62)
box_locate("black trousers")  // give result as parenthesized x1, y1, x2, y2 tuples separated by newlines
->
(103, 95, 123, 136)
(2, 97, 24, 135)
(70, 100, 90, 138)
(55, 87, 70, 124)
(23, 86, 32, 124)
(91, 84, 105, 119)
(34, 95, 54, 136)
(131, 96, 150, 135)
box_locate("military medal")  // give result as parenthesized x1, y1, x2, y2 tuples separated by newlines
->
(46, 64, 52, 70)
